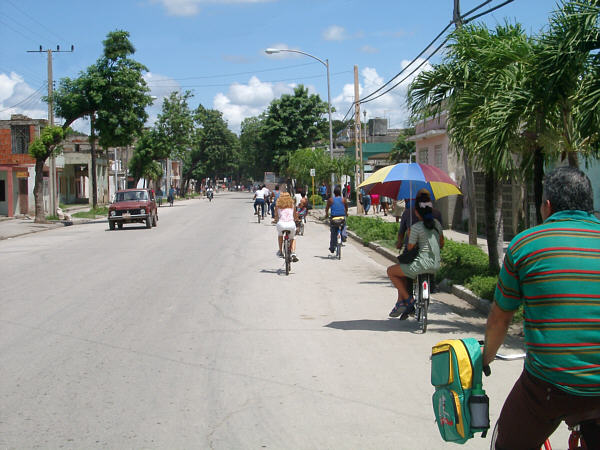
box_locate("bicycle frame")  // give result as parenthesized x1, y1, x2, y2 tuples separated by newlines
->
(283, 230, 292, 275)
(413, 273, 431, 333)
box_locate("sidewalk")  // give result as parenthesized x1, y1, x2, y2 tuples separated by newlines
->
(0, 205, 102, 240)
(309, 204, 503, 316)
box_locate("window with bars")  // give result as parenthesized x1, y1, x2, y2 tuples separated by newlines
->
(11, 125, 30, 154)
(419, 147, 429, 164)
(434, 145, 443, 168)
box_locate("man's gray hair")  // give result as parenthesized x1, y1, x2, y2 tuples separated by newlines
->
(543, 166, 593, 213)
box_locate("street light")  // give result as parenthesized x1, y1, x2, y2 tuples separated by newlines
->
(265, 48, 335, 195)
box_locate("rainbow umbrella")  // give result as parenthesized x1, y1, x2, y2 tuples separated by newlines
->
(358, 163, 461, 200)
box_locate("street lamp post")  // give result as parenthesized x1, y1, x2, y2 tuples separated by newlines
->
(265, 48, 335, 196)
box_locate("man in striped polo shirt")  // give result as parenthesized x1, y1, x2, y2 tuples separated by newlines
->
(483, 167, 600, 449)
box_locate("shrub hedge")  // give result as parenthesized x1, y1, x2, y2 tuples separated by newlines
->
(346, 215, 400, 244)
(344, 215, 499, 301)
(310, 195, 324, 206)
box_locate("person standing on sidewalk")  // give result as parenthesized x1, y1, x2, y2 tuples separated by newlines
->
(483, 166, 600, 449)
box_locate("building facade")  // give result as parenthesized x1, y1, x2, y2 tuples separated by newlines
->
(0, 115, 48, 217)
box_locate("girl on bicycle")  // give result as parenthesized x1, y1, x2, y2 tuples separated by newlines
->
(386, 190, 444, 319)
(274, 192, 299, 262)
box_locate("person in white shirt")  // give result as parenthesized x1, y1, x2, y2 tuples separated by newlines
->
(254, 185, 267, 217)
(262, 185, 271, 217)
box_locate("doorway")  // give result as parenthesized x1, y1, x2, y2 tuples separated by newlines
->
(18, 178, 28, 215)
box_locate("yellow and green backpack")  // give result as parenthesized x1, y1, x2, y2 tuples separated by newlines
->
(431, 338, 490, 444)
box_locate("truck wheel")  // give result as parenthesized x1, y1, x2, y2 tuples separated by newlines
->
(109, 220, 115, 231)
(146, 215, 152, 229)
(152, 212, 157, 227)
(117, 222, 123, 230)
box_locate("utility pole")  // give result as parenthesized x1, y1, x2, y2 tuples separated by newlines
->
(452, 0, 478, 245)
(27, 45, 74, 217)
(353, 65, 364, 214)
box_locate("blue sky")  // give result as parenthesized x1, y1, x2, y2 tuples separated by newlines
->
(0, 0, 559, 135)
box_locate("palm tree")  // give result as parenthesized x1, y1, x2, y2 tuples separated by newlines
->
(410, 23, 535, 271)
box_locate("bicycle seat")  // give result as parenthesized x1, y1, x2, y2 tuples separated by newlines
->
(565, 407, 600, 427)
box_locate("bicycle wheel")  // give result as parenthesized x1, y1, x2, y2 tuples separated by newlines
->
(336, 229, 342, 260)
(489, 421, 499, 450)
(258, 210, 261, 223)
(420, 277, 429, 333)
(284, 239, 291, 275)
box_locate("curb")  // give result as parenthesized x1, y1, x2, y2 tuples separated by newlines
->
(312, 212, 492, 316)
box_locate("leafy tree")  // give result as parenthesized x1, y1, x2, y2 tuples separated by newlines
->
(239, 115, 267, 180)
(287, 147, 331, 189)
(193, 105, 240, 186)
(153, 91, 195, 191)
(53, 30, 152, 207)
(28, 126, 64, 222)
(261, 85, 329, 171)
(129, 128, 163, 186)
(331, 156, 356, 187)
(388, 129, 416, 163)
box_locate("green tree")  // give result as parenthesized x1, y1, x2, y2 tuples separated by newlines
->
(28, 126, 64, 222)
(239, 115, 267, 181)
(153, 91, 195, 191)
(409, 24, 531, 272)
(388, 129, 415, 163)
(129, 128, 163, 186)
(193, 105, 240, 187)
(53, 30, 152, 207)
(261, 85, 329, 171)
(287, 147, 331, 189)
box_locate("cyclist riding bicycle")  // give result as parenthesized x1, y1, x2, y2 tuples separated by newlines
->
(274, 192, 299, 262)
(325, 186, 348, 254)
(483, 167, 600, 450)
(253, 184, 267, 217)
(296, 192, 308, 223)
(386, 190, 443, 319)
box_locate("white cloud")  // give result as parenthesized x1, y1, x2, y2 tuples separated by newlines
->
(331, 61, 431, 129)
(360, 45, 379, 54)
(0, 72, 47, 124)
(322, 25, 348, 41)
(213, 76, 296, 133)
(154, 0, 274, 16)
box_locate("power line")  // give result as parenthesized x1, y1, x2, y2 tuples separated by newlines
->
(0, 84, 46, 113)
(463, 0, 515, 24)
(339, 0, 515, 114)
(147, 70, 352, 89)
(147, 61, 320, 82)
(358, 21, 454, 104)
(4, 0, 67, 43)
(361, 38, 449, 104)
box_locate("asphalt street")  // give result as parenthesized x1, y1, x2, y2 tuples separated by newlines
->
(0, 192, 567, 449)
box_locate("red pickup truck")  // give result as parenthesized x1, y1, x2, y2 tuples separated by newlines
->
(108, 188, 158, 230)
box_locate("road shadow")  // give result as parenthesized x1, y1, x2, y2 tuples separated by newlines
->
(105, 225, 151, 231)
(325, 319, 410, 332)
(260, 268, 291, 276)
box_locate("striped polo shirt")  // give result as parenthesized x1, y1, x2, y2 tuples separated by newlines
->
(495, 210, 600, 396)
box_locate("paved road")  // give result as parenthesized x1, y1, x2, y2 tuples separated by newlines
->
(1, 192, 563, 449)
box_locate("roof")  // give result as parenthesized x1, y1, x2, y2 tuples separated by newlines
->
(344, 142, 395, 161)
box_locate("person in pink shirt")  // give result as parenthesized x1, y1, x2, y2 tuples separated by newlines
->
(274, 192, 299, 262)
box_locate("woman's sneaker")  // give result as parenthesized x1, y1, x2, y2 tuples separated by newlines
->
(291, 253, 299, 262)
(389, 301, 404, 317)
(276, 250, 283, 258)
